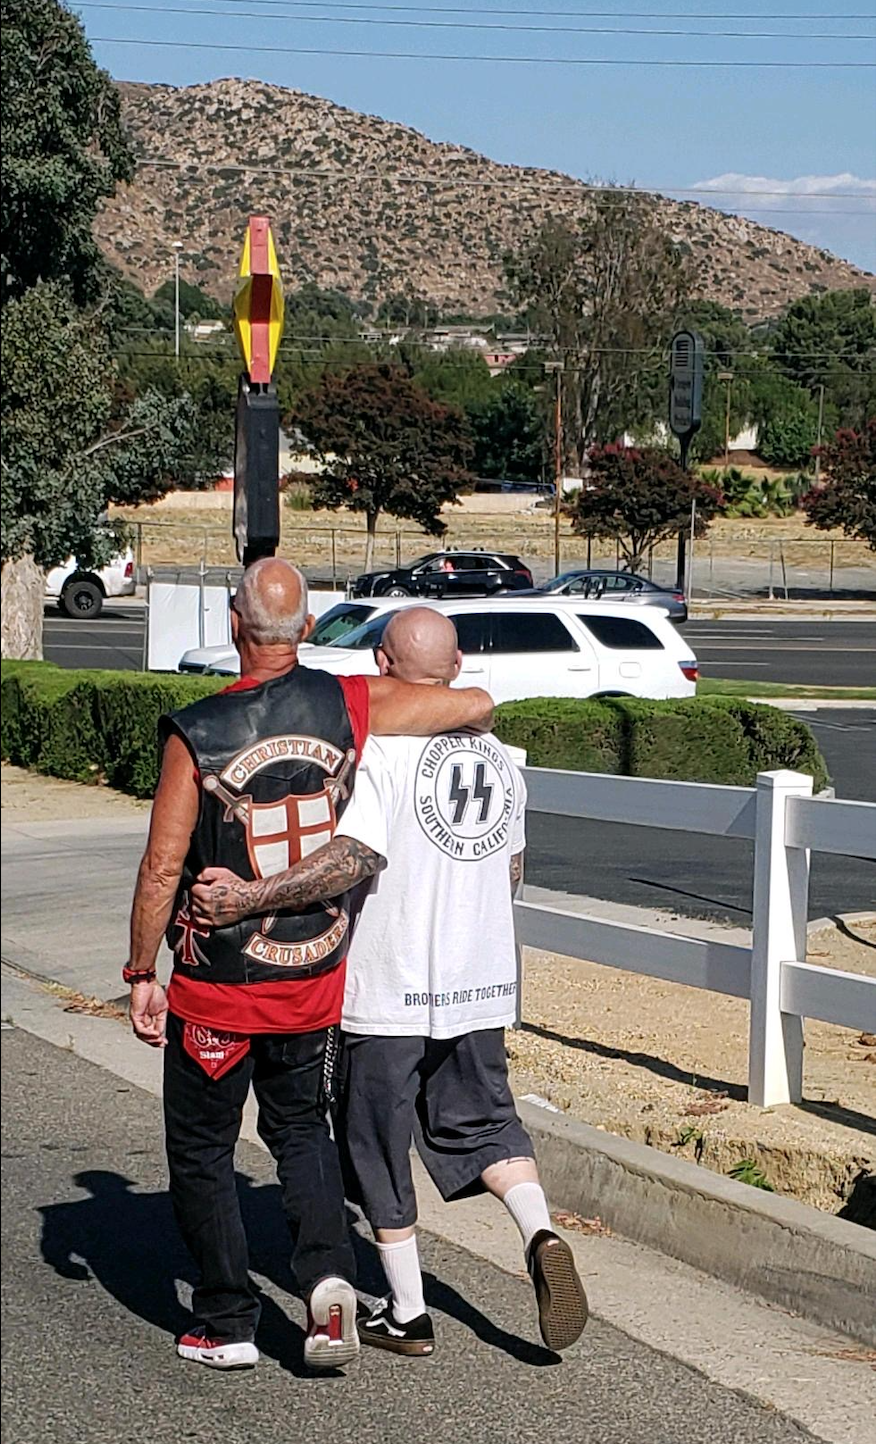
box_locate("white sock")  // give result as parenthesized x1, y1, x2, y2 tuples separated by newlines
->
(376, 1236, 426, 1324)
(502, 1182, 553, 1253)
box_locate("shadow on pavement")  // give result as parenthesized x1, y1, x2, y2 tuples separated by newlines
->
(38, 1170, 315, 1377)
(38, 1169, 556, 1372)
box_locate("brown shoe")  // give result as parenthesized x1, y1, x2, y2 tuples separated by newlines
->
(527, 1230, 589, 1351)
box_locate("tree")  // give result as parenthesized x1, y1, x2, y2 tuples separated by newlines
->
(503, 196, 688, 473)
(1, 1, 133, 303)
(1, 284, 203, 656)
(566, 445, 722, 572)
(769, 290, 876, 430)
(1, 5, 214, 657)
(291, 365, 473, 568)
(757, 406, 819, 470)
(804, 423, 876, 549)
(152, 277, 227, 323)
(467, 384, 545, 483)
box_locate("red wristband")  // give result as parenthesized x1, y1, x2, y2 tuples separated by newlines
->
(122, 965, 157, 985)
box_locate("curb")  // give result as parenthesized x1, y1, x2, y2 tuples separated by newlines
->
(518, 1099, 876, 1348)
(745, 699, 876, 711)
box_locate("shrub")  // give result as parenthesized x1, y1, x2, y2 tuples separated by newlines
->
(1, 666, 829, 798)
(1, 663, 222, 797)
(493, 695, 828, 791)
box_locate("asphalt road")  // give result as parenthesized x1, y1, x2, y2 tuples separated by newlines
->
(527, 709, 876, 924)
(1, 1029, 818, 1444)
(42, 608, 876, 689)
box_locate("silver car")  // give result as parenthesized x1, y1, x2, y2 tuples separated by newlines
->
(536, 570, 688, 623)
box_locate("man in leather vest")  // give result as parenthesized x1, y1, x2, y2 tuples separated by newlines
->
(125, 558, 493, 1373)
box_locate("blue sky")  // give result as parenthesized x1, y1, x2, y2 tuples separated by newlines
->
(79, 2, 876, 270)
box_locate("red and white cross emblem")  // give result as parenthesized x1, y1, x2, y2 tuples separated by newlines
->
(245, 789, 336, 880)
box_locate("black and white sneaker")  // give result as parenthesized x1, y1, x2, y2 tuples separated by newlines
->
(357, 1298, 435, 1356)
(527, 1229, 589, 1352)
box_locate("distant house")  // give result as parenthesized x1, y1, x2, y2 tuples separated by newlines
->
(185, 319, 227, 343)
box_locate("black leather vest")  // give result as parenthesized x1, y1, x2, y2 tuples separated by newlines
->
(162, 667, 358, 986)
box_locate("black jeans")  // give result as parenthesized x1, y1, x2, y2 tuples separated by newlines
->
(163, 1011, 355, 1342)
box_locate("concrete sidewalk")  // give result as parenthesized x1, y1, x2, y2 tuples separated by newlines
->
(5, 982, 876, 1444)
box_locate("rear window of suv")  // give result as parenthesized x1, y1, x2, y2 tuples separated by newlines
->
(578, 616, 664, 650)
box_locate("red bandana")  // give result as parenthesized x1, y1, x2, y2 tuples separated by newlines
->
(182, 1022, 251, 1079)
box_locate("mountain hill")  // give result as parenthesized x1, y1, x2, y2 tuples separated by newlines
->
(97, 79, 875, 321)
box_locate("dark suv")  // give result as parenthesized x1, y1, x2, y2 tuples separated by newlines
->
(350, 550, 534, 599)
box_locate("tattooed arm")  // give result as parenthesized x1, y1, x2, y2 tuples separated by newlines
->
(509, 851, 524, 896)
(190, 835, 385, 929)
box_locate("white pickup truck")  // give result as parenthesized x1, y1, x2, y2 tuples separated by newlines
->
(45, 550, 136, 618)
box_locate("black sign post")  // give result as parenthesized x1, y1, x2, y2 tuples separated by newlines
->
(669, 330, 704, 592)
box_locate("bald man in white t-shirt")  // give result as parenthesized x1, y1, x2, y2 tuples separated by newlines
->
(191, 609, 588, 1360)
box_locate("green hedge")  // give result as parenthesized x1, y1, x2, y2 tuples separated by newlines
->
(1, 664, 829, 797)
(1, 662, 223, 797)
(493, 695, 829, 791)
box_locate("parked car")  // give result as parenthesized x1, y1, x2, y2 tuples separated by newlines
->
(183, 597, 697, 698)
(349, 550, 534, 599)
(45, 549, 136, 618)
(535, 569, 688, 623)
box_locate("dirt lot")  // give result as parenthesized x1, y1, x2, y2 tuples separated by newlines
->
(4, 763, 872, 1217)
(111, 495, 868, 583)
(510, 932, 875, 1220)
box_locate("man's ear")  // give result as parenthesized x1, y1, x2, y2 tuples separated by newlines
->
(375, 647, 391, 677)
(450, 648, 463, 681)
(301, 613, 317, 642)
(231, 609, 241, 645)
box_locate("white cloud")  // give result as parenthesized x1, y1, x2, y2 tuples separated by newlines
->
(680, 172, 876, 273)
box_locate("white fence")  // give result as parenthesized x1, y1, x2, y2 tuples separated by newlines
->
(513, 767, 876, 1107)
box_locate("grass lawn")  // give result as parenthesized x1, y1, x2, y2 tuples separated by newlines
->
(697, 678, 876, 701)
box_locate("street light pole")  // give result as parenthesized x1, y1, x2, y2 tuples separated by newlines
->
(172, 240, 183, 359)
(544, 360, 563, 574)
(814, 383, 825, 483)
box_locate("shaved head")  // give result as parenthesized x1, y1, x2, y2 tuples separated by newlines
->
(378, 607, 462, 684)
(233, 557, 309, 646)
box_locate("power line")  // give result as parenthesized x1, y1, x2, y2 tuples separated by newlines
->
(134, 158, 876, 207)
(160, 1, 876, 22)
(77, 2, 876, 40)
(110, 328, 876, 359)
(89, 33, 876, 64)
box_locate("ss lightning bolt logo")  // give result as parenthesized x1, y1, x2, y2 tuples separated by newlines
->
(448, 762, 494, 824)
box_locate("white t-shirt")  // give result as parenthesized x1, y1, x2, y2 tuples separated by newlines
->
(338, 730, 526, 1039)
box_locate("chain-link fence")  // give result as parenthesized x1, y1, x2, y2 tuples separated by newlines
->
(129, 516, 874, 601)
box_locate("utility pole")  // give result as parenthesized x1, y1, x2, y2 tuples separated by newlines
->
(172, 240, 184, 360)
(814, 383, 825, 483)
(544, 360, 564, 575)
(718, 369, 733, 470)
(669, 331, 705, 593)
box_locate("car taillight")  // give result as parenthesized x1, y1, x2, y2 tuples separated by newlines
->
(517, 568, 533, 583)
(673, 591, 685, 602)
(679, 661, 698, 682)
(124, 560, 134, 579)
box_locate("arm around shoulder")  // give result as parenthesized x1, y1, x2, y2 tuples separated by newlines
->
(365, 676, 494, 736)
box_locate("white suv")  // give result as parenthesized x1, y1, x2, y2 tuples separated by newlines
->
(181, 597, 697, 701)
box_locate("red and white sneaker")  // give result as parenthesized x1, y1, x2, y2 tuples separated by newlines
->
(177, 1326, 259, 1370)
(304, 1277, 359, 1371)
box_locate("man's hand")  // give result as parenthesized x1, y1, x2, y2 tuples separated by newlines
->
(191, 867, 253, 928)
(130, 980, 169, 1049)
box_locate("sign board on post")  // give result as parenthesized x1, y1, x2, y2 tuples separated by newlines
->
(232, 216, 285, 566)
(669, 329, 705, 456)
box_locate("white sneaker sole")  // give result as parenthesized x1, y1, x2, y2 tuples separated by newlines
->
(304, 1277, 360, 1370)
(177, 1339, 259, 1370)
